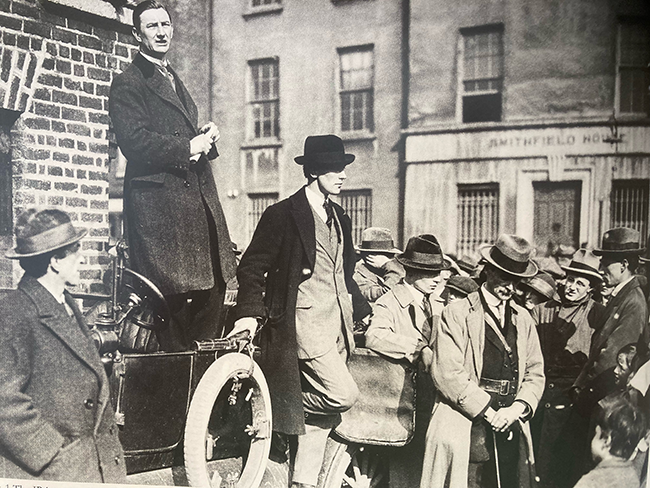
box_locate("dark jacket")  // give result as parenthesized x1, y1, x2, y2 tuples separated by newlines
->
(109, 53, 236, 295)
(575, 276, 649, 391)
(0, 276, 126, 482)
(235, 188, 371, 435)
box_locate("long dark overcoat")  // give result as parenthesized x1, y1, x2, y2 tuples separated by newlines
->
(0, 276, 126, 482)
(235, 188, 371, 435)
(574, 276, 649, 391)
(109, 53, 236, 295)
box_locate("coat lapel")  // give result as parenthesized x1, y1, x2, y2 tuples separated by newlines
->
(466, 292, 484, 379)
(590, 277, 639, 354)
(290, 188, 316, 270)
(133, 54, 196, 133)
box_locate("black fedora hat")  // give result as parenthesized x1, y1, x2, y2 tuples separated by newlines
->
(6, 208, 87, 259)
(479, 234, 538, 278)
(294, 134, 355, 168)
(396, 234, 452, 272)
(356, 227, 401, 254)
(594, 227, 646, 256)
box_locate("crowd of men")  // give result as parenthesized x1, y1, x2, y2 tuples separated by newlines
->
(0, 1, 648, 488)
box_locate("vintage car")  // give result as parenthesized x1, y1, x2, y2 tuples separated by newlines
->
(82, 241, 272, 487)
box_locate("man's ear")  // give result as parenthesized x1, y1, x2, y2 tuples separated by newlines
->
(132, 26, 142, 43)
(49, 255, 61, 275)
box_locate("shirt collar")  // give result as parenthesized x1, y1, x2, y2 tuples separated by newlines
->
(611, 276, 634, 297)
(304, 185, 329, 223)
(37, 276, 66, 305)
(481, 283, 504, 307)
(140, 51, 168, 69)
(405, 281, 424, 304)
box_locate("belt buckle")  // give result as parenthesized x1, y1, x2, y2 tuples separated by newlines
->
(499, 380, 509, 396)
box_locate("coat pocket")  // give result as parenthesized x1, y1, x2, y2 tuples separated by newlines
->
(130, 172, 166, 187)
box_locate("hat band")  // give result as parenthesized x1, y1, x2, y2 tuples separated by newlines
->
(566, 260, 599, 275)
(409, 251, 444, 266)
(360, 240, 395, 250)
(601, 241, 641, 251)
(528, 279, 555, 300)
(15, 223, 79, 255)
(490, 246, 528, 274)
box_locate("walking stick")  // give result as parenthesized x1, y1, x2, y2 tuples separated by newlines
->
(493, 428, 502, 488)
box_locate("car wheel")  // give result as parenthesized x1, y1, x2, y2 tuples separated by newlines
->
(184, 352, 272, 488)
(320, 440, 388, 488)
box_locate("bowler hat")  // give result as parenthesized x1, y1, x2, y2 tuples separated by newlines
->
(396, 234, 452, 272)
(561, 249, 602, 282)
(5, 208, 87, 259)
(594, 227, 645, 256)
(522, 272, 561, 302)
(294, 134, 355, 168)
(356, 227, 401, 254)
(480, 234, 538, 278)
(445, 275, 479, 297)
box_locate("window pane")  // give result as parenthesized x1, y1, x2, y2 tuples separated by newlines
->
(457, 184, 499, 258)
(339, 47, 374, 132)
(610, 179, 649, 240)
(249, 60, 280, 138)
(338, 189, 372, 245)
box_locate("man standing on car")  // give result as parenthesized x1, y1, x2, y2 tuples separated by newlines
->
(0, 208, 126, 482)
(230, 134, 371, 488)
(109, 0, 236, 351)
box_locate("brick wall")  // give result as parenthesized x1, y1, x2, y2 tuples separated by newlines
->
(0, 0, 137, 292)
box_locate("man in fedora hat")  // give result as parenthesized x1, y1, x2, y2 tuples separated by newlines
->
(530, 249, 606, 488)
(353, 227, 405, 303)
(230, 134, 371, 488)
(109, 1, 237, 351)
(366, 234, 451, 364)
(0, 208, 126, 482)
(421, 234, 544, 488)
(444, 275, 480, 305)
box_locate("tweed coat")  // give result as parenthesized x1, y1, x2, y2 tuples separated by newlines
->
(574, 277, 649, 391)
(421, 291, 545, 488)
(109, 53, 236, 296)
(365, 282, 443, 363)
(0, 276, 126, 482)
(235, 188, 371, 435)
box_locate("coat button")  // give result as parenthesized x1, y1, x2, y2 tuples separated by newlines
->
(545, 402, 551, 409)
(184, 180, 191, 188)
(114, 456, 120, 465)
(174, 130, 179, 136)
(84, 399, 94, 409)
(109, 426, 115, 435)
(549, 383, 555, 389)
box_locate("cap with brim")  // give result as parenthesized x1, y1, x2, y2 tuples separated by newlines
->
(445, 276, 479, 296)
(479, 234, 538, 278)
(522, 273, 561, 302)
(6, 223, 87, 259)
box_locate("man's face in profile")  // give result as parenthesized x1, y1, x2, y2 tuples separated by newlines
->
(133, 8, 173, 59)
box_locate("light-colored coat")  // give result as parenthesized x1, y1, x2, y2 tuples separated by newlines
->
(366, 282, 442, 363)
(421, 291, 545, 488)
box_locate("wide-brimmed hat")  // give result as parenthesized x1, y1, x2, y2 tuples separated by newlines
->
(522, 272, 561, 302)
(594, 227, 646, 256)
(294, 134, 355, 168)
(356, 227, 401, 254)
(480, 234, 538, 278)
(561, 249, 602, 282)
(396, 234, 452, 272)
(445, 275, 479, 296)
(5, 208, 87, 259)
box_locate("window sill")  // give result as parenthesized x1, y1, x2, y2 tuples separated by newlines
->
(240, 139, 283, 150)
(243, 4, 283, 19)
(45, 0, 133, 25)
(340, 131, 376, 142)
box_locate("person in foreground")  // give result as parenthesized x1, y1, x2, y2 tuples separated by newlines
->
(109, 0, 236, 351)
(421, 234, 545, 488)
(0, 208, 126, 482)
(230, 135, 371, 488)
(573, 394, 647, 488)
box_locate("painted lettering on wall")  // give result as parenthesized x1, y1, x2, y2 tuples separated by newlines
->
(487, 132, 610, 150)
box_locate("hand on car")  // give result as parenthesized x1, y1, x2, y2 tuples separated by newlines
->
(488, 402, 526, 432)
(227, 317, 258, 339)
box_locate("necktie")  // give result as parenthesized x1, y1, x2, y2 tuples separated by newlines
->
(323, 199, 335, 229)
(158, 64, 176, 92)
(421, 294, 434, 341)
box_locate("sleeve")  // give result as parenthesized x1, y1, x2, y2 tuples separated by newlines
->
(381, 259, 405, 290)
(109, 74, 192, 171)
(0, 298, 64, 473)
(365, 299, 422, 363)
(431, 305, 491, 419)
(514, 314, 545, 415)
(234, 205, 286, 321)
(354, 268, 389, 303)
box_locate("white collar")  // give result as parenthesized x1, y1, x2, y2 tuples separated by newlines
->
(37, 276, 66, 305)
(140, 51, 168, 69)
(304, 185, 328, 224)
(611, 276, 634, 297)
